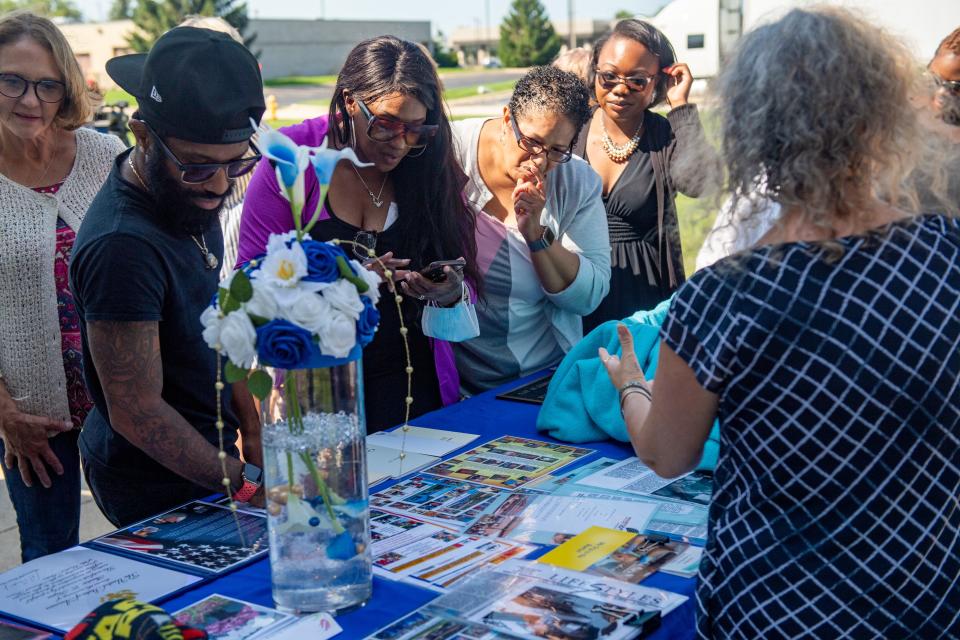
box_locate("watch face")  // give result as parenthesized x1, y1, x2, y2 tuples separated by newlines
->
(243, 463, 263, 485)
(544, 227, 556, 244)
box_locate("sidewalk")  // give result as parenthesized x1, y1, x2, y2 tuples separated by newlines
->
(0, 466, 114, 572)
(273, 90, 512, 123)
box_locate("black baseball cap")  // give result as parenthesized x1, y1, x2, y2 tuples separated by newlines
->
(106, 27, 265, 144)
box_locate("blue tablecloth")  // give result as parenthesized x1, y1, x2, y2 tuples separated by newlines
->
(17, 373, 698, 639)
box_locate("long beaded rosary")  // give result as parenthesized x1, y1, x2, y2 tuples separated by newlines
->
(213, 240, 415, 545)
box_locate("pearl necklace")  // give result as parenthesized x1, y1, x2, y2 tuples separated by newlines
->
(600, 117, 644, 163)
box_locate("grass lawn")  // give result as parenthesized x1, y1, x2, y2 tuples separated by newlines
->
(264, 75, 338, 87)
(101, 87, 137, 107)
(264, 118, 301, 129)
(444, 80, 516, 101)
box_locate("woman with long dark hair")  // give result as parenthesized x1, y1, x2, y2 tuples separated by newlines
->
(238, 36, 480, 431)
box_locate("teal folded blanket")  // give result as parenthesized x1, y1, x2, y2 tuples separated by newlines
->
(536, 297, 720, 471)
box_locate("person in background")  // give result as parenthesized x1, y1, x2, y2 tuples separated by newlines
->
(577, 20, 719, 333)
(175, 15, 254, 279)
(602, 8, 959, 637)
(0, 11, 125, 562)
(70, 27, 265, 526)
(552, 46, 593, 94)
(929, 26, 960, 129)
(238, 36, 481, 432)
(450, 66, 610, 395)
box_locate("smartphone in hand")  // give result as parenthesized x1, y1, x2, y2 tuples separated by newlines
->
(420, 259, 466, 283)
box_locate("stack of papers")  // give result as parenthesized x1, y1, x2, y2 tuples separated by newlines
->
(367, 426, 479, 486)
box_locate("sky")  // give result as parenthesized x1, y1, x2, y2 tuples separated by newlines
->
(73, 0, 668, 39)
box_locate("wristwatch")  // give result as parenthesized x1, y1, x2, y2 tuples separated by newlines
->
(526, 226, 555, 253)
(231, 462, 263, 503)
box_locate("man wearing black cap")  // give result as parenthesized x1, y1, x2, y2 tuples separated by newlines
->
(69, 27, 266, 526)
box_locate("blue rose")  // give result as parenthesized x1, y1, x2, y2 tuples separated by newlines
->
(356, 296, 380, 348)
(301, 240, 348, 283)
(327, 530, 357, 560)
(256, 319, 315, 368)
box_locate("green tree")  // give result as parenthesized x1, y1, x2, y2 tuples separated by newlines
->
(108, 0, 133, 20)
(0, 0, 82, 19)
(614, 9, 633, 19)
(431, 32, 459, 69)
(499, 0, 562, 67)
(127, 0, 256, 53)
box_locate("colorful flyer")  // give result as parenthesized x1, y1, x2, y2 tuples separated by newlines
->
(538, 526, 688, 584)
(577, 457, 713, 506)
(366, 609, 509, 640)
(173, 594, 292, 640)
(464, 494, 657, 546)
(0, 620, 51, 640)
(371, 475, 512, 529)
(94, 501, 268, 574)
(423, 436, 593, 489)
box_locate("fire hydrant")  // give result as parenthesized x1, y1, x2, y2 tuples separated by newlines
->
(266, 94, 278, 121)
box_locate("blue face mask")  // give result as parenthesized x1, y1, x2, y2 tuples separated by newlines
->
(421, 284, 480, 343)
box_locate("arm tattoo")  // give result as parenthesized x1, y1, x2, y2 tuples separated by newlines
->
(87, 321, 241, 491)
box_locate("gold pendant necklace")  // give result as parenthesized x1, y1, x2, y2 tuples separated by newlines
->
(351, 164, 388, 208)
(128, 153, 218, 270)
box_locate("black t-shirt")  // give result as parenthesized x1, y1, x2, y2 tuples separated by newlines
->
(70, 150, 238, 481)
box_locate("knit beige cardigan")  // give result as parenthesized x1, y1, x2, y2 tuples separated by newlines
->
(0, 128, 125, 424)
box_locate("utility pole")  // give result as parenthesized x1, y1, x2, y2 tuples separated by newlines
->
(567, 0, 576, 49)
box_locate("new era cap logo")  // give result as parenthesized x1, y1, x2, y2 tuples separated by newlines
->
(150, 85, 162, 102)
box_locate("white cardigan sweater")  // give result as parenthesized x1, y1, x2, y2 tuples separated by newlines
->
(0, 128, 125, 423)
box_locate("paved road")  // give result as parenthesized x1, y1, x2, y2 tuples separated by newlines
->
(265, 69, 525, 105)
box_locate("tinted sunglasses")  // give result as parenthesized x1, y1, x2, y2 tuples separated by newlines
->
(0, 72, 66, 103)
(930, 72, 960, 96)
(595, 69, 656, 93)
(509, 109, 573, 163)
(356, 98, 439, 153)
(142, 121, 262, 184)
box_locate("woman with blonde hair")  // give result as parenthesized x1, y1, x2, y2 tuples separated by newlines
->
(601, 7, 959, 637)
(0, 12, 125, 561)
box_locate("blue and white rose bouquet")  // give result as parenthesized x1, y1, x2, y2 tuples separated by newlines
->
(200, 122, 381, 399)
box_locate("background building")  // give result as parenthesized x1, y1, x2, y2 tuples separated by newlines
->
(450, 19, 609, 66)
(643, 0, 960, 79)
(59, 18, 432, 85)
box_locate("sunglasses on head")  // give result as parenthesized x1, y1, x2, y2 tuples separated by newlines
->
(356, 98, 439, 154)
(509, 109, 574, 164)
(595, 69, 656, 93)
(142, 120, 261, 184)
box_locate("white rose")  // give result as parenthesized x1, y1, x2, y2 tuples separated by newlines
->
(200, 305, 222, 352)
(265, 230, 299, 254)
(318, 309, 357, 358)
(281, 290, 331, 334)
(219, 310, 258, 369)
(318, 279, 364, 320)
(253, 242, 308, 308)
(351, 259, 382, 305)
(245, 281, 279, 321)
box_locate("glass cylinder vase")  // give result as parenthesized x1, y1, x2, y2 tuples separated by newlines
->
(260, 360, 371, 614)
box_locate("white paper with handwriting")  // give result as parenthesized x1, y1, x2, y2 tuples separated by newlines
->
(0, 546, 200, 632)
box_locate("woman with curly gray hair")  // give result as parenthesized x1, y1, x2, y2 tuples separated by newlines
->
(450, 66, 610, 394)
(600, 7, 959, 638)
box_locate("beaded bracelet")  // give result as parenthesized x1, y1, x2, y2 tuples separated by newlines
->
(619, 380, 652, 411)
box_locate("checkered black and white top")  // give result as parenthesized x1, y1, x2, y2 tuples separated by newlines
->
(662, 214, 960, 638)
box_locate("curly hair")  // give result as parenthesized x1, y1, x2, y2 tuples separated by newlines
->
(937, 26, 960, 56)
(508, 66, 592, 144)
(590, 20, 676, 108)
(718, 6, 953, 240)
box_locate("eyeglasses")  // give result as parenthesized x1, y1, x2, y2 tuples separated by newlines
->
(595, 69, 655, 93)
(143, 121, 262, 184)
(353, 229, 378, 261)
(508, 109, 573, 163)
(356, 98, 438, 154)
(930, 71, 960, 96)
(0, 73, 66, 103)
